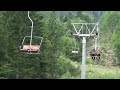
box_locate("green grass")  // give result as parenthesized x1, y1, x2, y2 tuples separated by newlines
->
(60, 59, 120, 79)
(86, 64, 120, 79)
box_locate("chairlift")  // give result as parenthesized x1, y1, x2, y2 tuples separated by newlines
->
(20, 36, 43, 54)
(72, 48, 79, 54)
(90, 34, 101, 62)
(20, 11, 43, 54)
(71, 38, 79, 54)
(90, 49, 101, 62)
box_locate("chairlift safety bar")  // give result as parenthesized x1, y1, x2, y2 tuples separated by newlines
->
(21, 36, 43, 47)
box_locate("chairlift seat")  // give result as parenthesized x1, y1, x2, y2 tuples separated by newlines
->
(72, 51, 78, 54)
(20, 45, 40, 52)
(90, 51, 101, 54)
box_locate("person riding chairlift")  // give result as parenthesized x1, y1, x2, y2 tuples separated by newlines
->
(90, 49, 96, 60)
(90, 48, 101, 61)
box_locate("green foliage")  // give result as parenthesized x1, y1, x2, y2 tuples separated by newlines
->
(76, 11, 94, 22)
(112, 26, 120, 65)
(59, 55, 81, 79)
(39, 11, 68, 78)
(62, 12, 75, 22)
(101, 11, 120, 33)
(100, 11, 120, 66)
(0, 64, 13, 79)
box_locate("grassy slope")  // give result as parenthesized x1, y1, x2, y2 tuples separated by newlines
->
(86, 64, 120, 79)
(61, 59, 120, 79)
